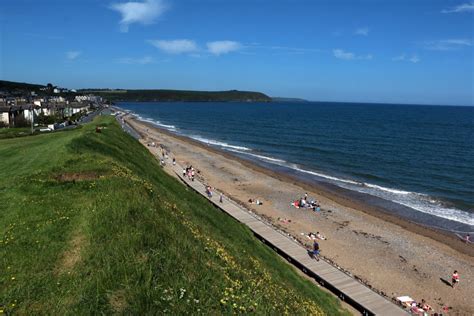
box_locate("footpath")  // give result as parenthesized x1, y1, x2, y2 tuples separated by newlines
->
(118, 114, 407, 316)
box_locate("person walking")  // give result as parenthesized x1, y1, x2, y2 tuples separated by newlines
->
(219, 193, 223, 203)
(451, 270, 460, 288)
(311, 241, 320, 261)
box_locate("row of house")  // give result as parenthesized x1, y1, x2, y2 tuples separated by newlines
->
(0, 102, 92, 127)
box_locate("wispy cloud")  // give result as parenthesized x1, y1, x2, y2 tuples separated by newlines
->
(206, 41, 241, 55)
(423, 39, 472, 50)
(148, 39, 198, 54)
(441, 1, 474, 13)
(355, 27, 369, 36)
(333, 49, 372, 60)
(110, 0, 167, 32)
(393, 54, 420, 63)
(268, 45, 323, 54)
(116, 56, 154, 64)
(66, 51, 81, 60)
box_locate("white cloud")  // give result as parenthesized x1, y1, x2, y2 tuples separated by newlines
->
(409, 55, 420, 63)
(66, 51, 81, 60)
(110, 0, 167, 32)
(355, 27, 369, 36)
(333, 49, 372, 60)
(423, 39, 472, 50)
(333, 49, 355, 60)
(116, 56, 154, 64)
(392, 54, 406, 61)
(392, 54, 420, 63)
(148, 39, 198, 54)
(441, 1, 474, 13)
(206, 41, 241, 55)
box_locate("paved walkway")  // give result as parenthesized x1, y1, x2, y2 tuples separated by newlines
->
(171, 163, 407, 316)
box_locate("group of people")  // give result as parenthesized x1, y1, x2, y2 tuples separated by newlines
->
(248, 198, 263, 205)
(308, 231, 327, 240)
(409, 298, 433, 314)
(291, 193, 321, 212)
(403, 270, 460, 315)
(183, 165, 196, 181)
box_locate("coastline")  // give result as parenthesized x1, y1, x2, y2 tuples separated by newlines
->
(128, 115, 473, 257)
(123, 112, 474, 314)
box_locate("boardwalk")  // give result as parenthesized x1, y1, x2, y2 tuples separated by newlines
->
(171, 164, 407, 316)
(115, 115, 407, 316)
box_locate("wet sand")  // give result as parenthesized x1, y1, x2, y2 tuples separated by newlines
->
(126, 114, 474, 315)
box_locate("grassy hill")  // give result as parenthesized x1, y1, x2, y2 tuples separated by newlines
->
(0, 116, 347, 315)
(80, 89, 272, 102)
(0, 80, 46, 96)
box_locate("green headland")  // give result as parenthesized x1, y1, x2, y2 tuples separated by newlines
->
(0, 116, 347, 315)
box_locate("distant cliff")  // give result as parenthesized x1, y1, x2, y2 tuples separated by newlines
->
(79, 89, 272, 102)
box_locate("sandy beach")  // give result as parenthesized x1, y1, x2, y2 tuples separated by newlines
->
(125, 114, 474, 315)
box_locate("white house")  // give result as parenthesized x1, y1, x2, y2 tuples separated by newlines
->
(75, 95, 102, 103)
(0, 106, 10, 126)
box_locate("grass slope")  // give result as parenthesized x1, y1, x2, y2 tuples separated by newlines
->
(0, 116, 347, 315)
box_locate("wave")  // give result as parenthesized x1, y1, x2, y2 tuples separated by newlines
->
(129, 109, 473, 227)
(290, 165, 360, 185)
(221, 150, 474, 226)
(190, 136, 252, 151)
(362, 183, 412, 195)
(227, 149, 287, 163)
(137, 116, 177, 131)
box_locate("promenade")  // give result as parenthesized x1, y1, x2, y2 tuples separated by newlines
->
(169, 162, 407, 315)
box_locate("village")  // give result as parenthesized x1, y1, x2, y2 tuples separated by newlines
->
(0, 81, 108, 131)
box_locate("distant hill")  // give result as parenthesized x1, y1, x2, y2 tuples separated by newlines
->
(79, 89, 272, 102)
(272, 97, 308, 103)
(0, 80, 45, 94)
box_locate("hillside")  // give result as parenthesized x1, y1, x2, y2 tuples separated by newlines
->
(79, 89, 272, 102)
(0, 80, 45, 95)
(0, 116, 347, 314)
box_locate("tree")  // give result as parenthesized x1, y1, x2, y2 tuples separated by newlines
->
(46, 83, 54, 94)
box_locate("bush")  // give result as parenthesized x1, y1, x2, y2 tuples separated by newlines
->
(37, 113, 61, 125)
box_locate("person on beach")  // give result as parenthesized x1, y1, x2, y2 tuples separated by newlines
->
(417, 299, 432, 312)
(464, 234, 471, 243)
(451, 270, 459, 288)
(311, 241, 320, 261)
(316, 232, 326, 240)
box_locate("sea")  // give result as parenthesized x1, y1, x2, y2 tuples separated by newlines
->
(118, 101, 474, 234)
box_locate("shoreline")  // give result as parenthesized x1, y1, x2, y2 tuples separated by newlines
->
(127, 115, 473, 258)
(120, 112, 474, 314)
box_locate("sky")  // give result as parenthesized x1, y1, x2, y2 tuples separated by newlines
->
(0, 0, 473, 105)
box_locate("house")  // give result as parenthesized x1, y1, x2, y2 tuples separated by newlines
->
(7, 104, 35, 127)
(0, 106, 11, 126)
(65, 102, 90, 116)
(38, 103, 66, 118)
(75, 95, 102, 103)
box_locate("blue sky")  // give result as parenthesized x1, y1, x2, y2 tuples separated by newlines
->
(1, 0, 473, 105)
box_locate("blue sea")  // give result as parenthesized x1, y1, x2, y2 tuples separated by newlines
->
(118, 102, 474, 234)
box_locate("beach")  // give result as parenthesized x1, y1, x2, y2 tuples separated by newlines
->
(126, 114, 474, 315)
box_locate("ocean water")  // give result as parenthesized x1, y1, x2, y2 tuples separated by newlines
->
(118, 102, 474, 233)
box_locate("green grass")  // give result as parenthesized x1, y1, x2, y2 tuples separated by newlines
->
(0, 128, 33, 139)
(0, 116, 348, 315)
